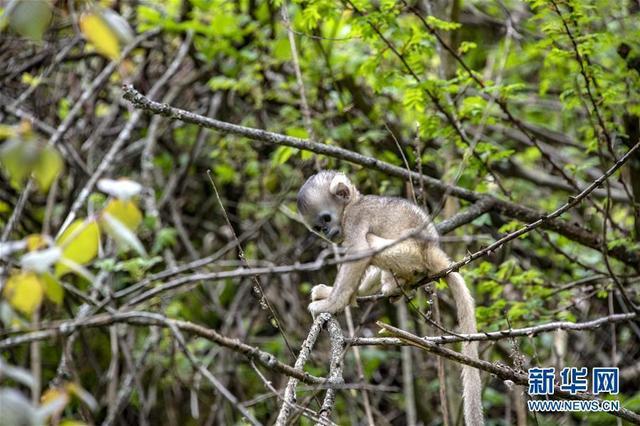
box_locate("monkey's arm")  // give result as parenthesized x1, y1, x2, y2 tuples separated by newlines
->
(308, 238, 371, 315)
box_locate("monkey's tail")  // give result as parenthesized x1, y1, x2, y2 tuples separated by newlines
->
(446, 271, 484, 426)
(430, 248, 484, 426)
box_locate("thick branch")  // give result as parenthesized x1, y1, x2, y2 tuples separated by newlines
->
(276, 313, 344, 425)
(317, 316, 345, 425)
(436, 197, 495, 235)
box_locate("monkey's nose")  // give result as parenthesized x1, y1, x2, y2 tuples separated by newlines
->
(328, 228, 341, 240)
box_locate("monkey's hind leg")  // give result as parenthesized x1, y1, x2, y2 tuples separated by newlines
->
(367, 233, 424, 274)
(358, 266, 383, 295)
(380, 270, 400, 296)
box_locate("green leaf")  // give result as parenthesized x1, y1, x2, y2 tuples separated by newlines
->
(7, 0, 52, 40)
(458, 41, 477, 54)
(0, 136, 63, 192)
(426, 16, 461, 31)
(0, 138, 33, 187)
(208, 76, 239, 91)
(211, 12, 239, 36)
(403, 86, 425, 111)
(152, 228, 177, 254)
(213, 164, 236, 184)
(114, 256, 162, 280)
(271, 146, 297, 166)
(285, 127, 308, 139)
(272, 38, 292, 61)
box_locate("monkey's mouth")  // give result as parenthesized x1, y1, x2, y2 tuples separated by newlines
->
(327, 228, 341, 241)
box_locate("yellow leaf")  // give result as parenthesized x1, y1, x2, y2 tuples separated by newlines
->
(3, 272, 43, 317)
(21, 72, 42, 87)
(33, 145, 63, 192)
(41, 272, 64, 305)
(55, 220, 100, 277)
(41, 387, 68, 405)
(26, 234, 47, 251)
(40, 387, 69, 418)
(79, 12, 121, 60)
(103, 199, 142, 230)
(95, 103, 110, 117)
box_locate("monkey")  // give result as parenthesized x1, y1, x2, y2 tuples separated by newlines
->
(297, 170, 484, 426)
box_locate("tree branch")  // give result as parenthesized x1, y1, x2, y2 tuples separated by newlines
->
(121, 85, 639, 266)
(275, 313, 344, 425)
(0, 311, 326, 385)
(347, 313, 637, 345)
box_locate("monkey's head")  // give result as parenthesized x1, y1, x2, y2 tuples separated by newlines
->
(297, 170, 359, 242)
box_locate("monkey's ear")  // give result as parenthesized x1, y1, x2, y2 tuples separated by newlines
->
(329, 174, 352, 202)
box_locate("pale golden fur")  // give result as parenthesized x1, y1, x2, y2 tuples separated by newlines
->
(297, 170, 484, 426)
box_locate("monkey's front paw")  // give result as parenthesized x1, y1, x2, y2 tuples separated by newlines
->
(308, 300, 338, 316)
(311, 284, 333, 301)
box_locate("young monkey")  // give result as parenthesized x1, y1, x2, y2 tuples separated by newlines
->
(297, 170, 484, 426)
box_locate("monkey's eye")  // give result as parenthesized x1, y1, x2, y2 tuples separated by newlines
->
(320, 213, 332, 223)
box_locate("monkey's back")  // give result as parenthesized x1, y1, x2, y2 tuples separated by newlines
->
(345, 195, 439, 279)
(355, 195, 437, 239)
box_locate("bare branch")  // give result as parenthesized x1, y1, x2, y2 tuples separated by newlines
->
(276, 313, 344, 425)
(0, 311, 326, 385)
(347, 313, 637, 345)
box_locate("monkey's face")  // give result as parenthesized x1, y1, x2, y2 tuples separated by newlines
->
(297, 172, 353, 242)
(299, 198, 344, 241)
(313, 207, 343, 241)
